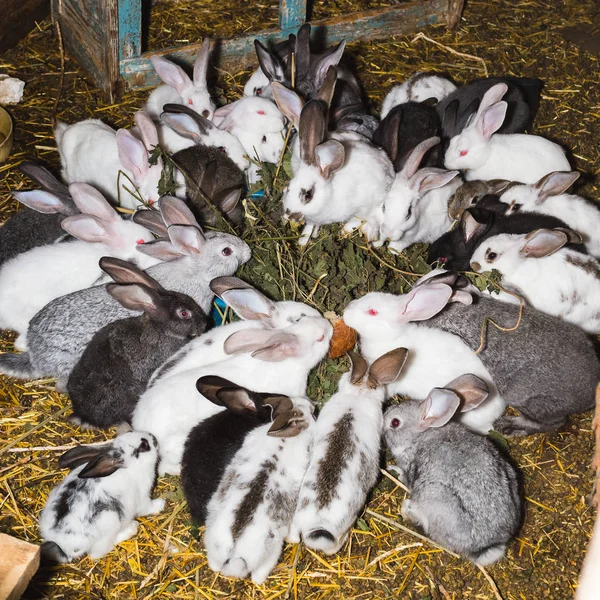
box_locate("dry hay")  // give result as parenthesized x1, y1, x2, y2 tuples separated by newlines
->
(1, 0, 600, 598)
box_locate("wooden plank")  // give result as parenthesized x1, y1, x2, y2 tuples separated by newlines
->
(120, 0, 453, 90)
(0, 533, 40, 600)
(0, 0, 49, 53)
(118, 0, 142, 61)
(278, 0, 307, 30)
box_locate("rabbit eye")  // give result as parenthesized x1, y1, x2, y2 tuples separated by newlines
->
(188, 99, 194, 105)
(301, 187, 314, 204)
(439, 256, 447, 264)
(202, 110, 210, 118)
(262, 135, 267, 143)
(512, 203, 522, 212)
(256, 88, 263, 96)
(217, 146, 227, 153)
(368, 309, 378, 316)
(406, 206, 413, 220)
(391, 418, 400, 428)
(486, 250, 498, 262)
(177, 308, 192, 319)
(136, 239, 146, 245)
(139, 438, 150, 452)
(222, 247, 233, 256)
(459, 150, 468, 157)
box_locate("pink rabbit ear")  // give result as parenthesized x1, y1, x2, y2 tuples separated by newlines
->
(134, 111, 158, 150)
(116, 129, 150, 182)
(150, 55, 192, 96)
(416, 388, 461, 432)
(477, 102, 507, 141)
(193, 37, 211, 87)
(475, 83, 509, 120)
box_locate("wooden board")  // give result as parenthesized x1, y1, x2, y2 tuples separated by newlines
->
(0, 533, 40, 600)
(0, 0, 50, 53)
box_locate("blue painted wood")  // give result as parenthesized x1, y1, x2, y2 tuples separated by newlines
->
(278, 0, 307, 30)
(118, 0, 142, 61)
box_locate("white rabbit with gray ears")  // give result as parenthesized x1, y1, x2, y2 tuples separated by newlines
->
(39, 432, 164, 563)
(290, 348, 408, 555)
(384, 374, 522, 565)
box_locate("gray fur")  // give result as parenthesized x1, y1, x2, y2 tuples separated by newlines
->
(420, 291, 600, 435)
(0, 230, 251, 384)
(384, 402, 522, 564)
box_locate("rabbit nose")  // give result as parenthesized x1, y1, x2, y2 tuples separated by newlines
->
(471, 261, 481, 272)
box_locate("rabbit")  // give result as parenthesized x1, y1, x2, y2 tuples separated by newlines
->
(131, 276, 333, 475)
(428, 201, 588, 271)
(447, 179, 513, 221)
(274, 69, 394, 246)
(67, 258, 208, 429)
(444, 83, 571, 183)
(381, 72, 457, 118)
(55, 111, 164, 209)
(290, 348, 408, 555)
(470, 227, 600, 334)
(378, 137, 461, 254)
(499, 171, 600, 258)
(181, 377, 302, 525)
(0, 183, 159, 350)
(244, 37, 294, 98)
(0, 162, 79, 268)
(145, 38, 215, 120)
(204, 395, 315, 584)
(383, 374, 522, 565)
(437, 76, 543, 139)
(343, 280, 506, 434)
(39, 431, 164, 563)
(0, 197, 251, 389)
(373, 101, 443, 172)
(346, 270, 600, 436)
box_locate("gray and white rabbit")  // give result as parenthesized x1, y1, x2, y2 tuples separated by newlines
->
(0, 196, 251, 389)
(383, 374, 522, 565)
(39, 432, 164, 563)
(204, 395, 315, 584)
(290, 348, 408, 555)
(67, 257, 208, 429)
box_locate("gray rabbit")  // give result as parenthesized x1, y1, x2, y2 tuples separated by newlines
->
(384, 374, 522, 565)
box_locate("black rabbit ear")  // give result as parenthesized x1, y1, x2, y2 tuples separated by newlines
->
(294, 23, 312, 81)
(78, 451, 125, 478)
(267, 407, 308, 438)
(380, 108, 401, 165)
(217, 187, 243, 216)
(58, 444, 108, 470)
(347, 351, 368, 385)
(254, 40, 285, 83)
(196, 375, 240, 405)
(19, 161, 70, 196)
(443, 99, 459, 137)
(216, 388, 259, 414)
(299, 100, 327, 165)
(99, 256, 163, 289)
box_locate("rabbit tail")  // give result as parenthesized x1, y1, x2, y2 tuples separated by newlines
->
(54, 121, 68, 145)
(471, 543, 506, 566)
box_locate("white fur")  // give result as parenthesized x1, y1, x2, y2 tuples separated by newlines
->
(204, 398, 314, 584)
(501, 183, 600, 258)
(343, 293, 506, 433)
(244, 68, 272, 98)
(39, 432, 164, 562)
(132, 302, 332, 475)
(381, 73, 457, 118)
(470, 233, 600, 334)
(290, 372, 384, 554)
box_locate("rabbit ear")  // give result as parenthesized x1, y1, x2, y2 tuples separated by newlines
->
(132, 208, 168, 237)
(60, 215, 112, 244)
(486, 179, 512, 195)
(216, 388, 260, 414)
(106, 283, 162, 315)
(443, 374, 489, 412)
(411, 168, 459, 195)
(380, 108, 401, 164)
(134, 111, 158, 150)
(316, 65, 337, 107)
(534, 171, 580, 203)
(461, 211, 485, 242)
(267, 406, 309, 437)
(348, 351, 368, 385)
(398, 284, 453, 323)
(200, 161, 219, 200)
(272, 83, 304, 130)
(368, 347, 408, 387)
(477, 102, 507, 141)
(13, 190, 75, 216)
(168, 224, 207, 255)
(520, 228, 569, 258)
(417, 388, 461, 432)
(224, 329, 300, 361)
(475, 83, 508, 120)
(314, 41, 345, 90)
(150, 55, 192, 95)
(400, 137, 441, 180)
(136, 239, 182, 261)
(68, 183, 118, 222)
(116, 129, 150, 182)
(315, 140, 345, 179)
(294, 23, 311, 81)
(195, 375, 240, 404)
(160, 110, 210, 142)
(216, 286, 276, 320)
(299, 100, 327, 165)
(214, 100, 243, 132)
(78, 451, 125, 478)
(193, 38, 211, 86)
(442, 99, 459, 138)
(159, 195, 199, 227)
(58, 444, 108, 470)
(218, 187, 243, 216)
(99, 256, 163, 289)
(254, 40, 285, 83)
(19, 161, 70, 195)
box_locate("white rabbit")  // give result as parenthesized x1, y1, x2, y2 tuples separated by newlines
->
(145, 38, 215, 120)
(244, 68, 272, 98)
(381, 72, 457, 118)
(272, 74, 394, 246)
(39, 432, 164, 563)
(444, 83, 571, 183)
(379, 137, 461, 253)
(290, 348, 408, 555)
(343, 280, 506, 434)
(499, 171, 600, 258)
(0, 183, 158, 349)
(132, 277, 333, 475)
(470, 228, 600, 334)
(55, 111, 163, 209)
(204, 396, 315, 584)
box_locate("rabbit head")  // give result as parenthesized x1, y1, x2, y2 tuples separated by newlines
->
(150, 38, 215, 119)
(379, 137, 459, 241)
(246, 37, 293, 98)
(445, 83, 509, 171)
(448, 179, 512, 220)
(470, 228, 582, 274)
(383, 374, 489, 450)
(501, 171, 580, 215)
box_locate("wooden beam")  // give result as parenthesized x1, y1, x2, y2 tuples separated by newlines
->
(120, 0, 459, 90)
(0, 0, 49, 53)
(278, 0, 307, 30)
(0, 533, 40, 600)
